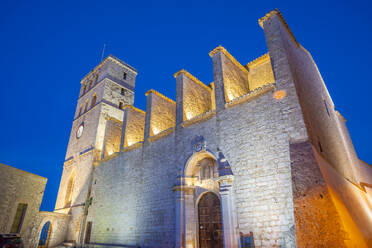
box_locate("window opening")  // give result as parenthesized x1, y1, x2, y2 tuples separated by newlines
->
(10, 203, 28, 233)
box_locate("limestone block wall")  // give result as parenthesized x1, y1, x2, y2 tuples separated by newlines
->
(175, 70, 213, 123)
(30, 211, 70, 248)
(103, 118, 122, 157)
(121, 106, 145, 148)
(144, 90, 176, 138)
(0, 164, 46, 247)
(86, 76, 310, 248)
(103, 79, 134, 108)
(210, 46, 250, 103)
(65, 105, 102, 160)
(246, 54, 275, 91)
(262, 11, 359, 183)
(290, 141, 346, 247)
(314, 148, 372, 247)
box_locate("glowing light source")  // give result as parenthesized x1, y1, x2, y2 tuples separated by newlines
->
(152, 127, 160, 135)
(185, 112, 193, 120)
(107, 149, 113, 156)
(273, 90, 287, 99)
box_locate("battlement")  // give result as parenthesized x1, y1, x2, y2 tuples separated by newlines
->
(100, 45, 276, 159)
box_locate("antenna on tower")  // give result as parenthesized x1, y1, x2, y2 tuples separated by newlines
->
(100, 44, 107, 62)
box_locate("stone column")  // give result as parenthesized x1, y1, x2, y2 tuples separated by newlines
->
(173, 175, 196, 248)
(174, 185, 185, 248)
(219, 175, 239, 248)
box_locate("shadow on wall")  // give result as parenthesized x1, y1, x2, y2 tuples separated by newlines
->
(314, 147, 372, 247)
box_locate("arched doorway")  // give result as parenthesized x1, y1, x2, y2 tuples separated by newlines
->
(198, 192, 223, 248)
(38, 221, 51, 248)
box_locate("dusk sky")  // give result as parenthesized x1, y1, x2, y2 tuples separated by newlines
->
(1, 0, 371, 211)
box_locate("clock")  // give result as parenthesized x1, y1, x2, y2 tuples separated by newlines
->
(76, 123, 84, 138)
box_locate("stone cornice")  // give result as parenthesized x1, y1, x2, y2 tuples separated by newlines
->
(145, 89, 176, 104)
(209, 45, 248, 73)
(258, 9, 299, 47)
(147, 127, 175, 143)
(122, 141, 143, 152)
(105, 116, 123, 124)
(181, 110, 215, 128)
(246, 53, 270, 69)
(174, 69, 212, 92)
(123, 105, 146, 115)
(225, 83, 276, 108)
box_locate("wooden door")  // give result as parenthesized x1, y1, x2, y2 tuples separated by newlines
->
(198, 192, 223, 248)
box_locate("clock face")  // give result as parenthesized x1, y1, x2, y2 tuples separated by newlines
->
(76, 123, 84, 138)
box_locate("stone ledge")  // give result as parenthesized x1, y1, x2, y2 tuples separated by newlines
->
(181, 110, 215, 128)
(147, 127, 175, 143)
(225, 83, 276, 108)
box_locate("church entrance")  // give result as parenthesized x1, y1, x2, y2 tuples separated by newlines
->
(198, 192, 223, 248)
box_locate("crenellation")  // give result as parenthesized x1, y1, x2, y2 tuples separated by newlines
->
(4, 9, 371, 248)
(175, 69, 213, 125)
(144, 89, 176, 140)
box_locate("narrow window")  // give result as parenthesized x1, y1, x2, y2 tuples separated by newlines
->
(123, 72, 127, 80)
(324, 100, 330, 117)
(85, 221, 93, 244)
(121, 88, 125, 96)
(78, 105, 83, 116)
(10, 203, 28, 233)
(119, 102, 123, 109)
(91, 95, 97, 108)
(65, 172, 75, 207)
(318, 141, 323, 153)
(94, 74, 99, 84)
(83, 85, 87, 94)
(84, 100, 89, 112)
(89, 80, 92, 89)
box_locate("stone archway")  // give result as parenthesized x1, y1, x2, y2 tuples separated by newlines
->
(38, 221, 52, 248)
(198, 192, 223, 248)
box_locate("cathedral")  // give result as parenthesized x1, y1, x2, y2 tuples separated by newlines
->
(1, 9, 372, 248)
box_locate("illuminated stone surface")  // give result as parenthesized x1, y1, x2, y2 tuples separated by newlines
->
(1, 9, 371, 248)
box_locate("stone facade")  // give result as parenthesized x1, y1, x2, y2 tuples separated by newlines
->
(53, 9, 372, 248)
(0, 163, 70, 248)
(1, 9, 371, 248)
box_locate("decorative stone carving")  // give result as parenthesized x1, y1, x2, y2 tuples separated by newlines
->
(191, 135, 206, 152)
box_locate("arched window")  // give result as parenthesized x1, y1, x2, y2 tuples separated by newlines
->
(88, 79, 92, 89)
(65, 171, 75, 207)
(91, 94, 97, 108)
(121, 88, 125, 96)
(119, 102, 123, 109)
(38, 221, 52, 248)
(83, 84, 87, 94)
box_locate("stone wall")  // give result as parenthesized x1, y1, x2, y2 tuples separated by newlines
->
(175, 70, 213, 123)
(210, 46, 250, 103)
(103, 118, 122, 157)
(144, 90, 176, 138)
(0, 163, 46, 247)
(30, 211, 70, 248)
(122, 106, 145, 148)
(290, 141, 346, 247)
(246, 54, 275, 91)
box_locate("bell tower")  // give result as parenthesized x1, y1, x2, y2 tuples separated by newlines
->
(54, 55, 137, 243)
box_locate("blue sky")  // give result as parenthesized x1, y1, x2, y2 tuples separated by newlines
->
(0, 0, 371, 211)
